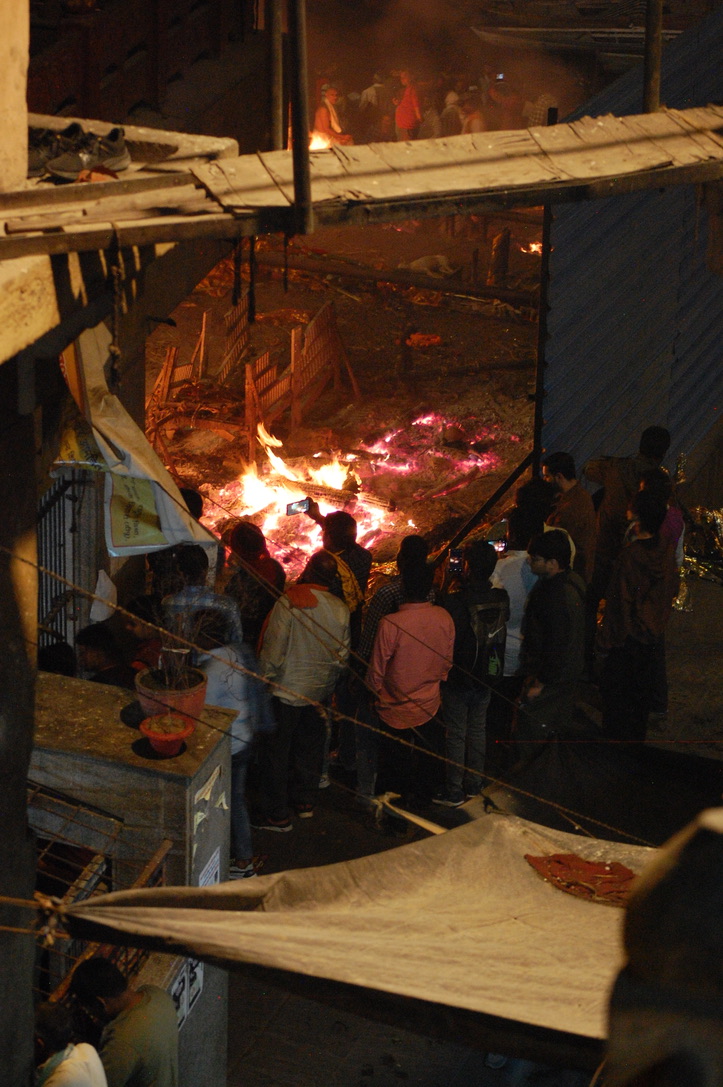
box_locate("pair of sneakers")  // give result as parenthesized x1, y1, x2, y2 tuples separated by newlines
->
(28, 123, 131, 181)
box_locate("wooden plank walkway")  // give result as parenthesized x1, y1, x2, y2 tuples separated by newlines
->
(1, 105, 722, 258)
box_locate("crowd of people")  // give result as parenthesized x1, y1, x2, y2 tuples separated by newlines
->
(44, 424, 683, 881)
(36, 426, 684, 1083)
(312, 65, 560, 146)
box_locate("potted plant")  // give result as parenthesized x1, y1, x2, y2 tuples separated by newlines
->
(134, 636, 207, 723)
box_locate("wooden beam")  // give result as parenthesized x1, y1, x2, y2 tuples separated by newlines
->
(1, 157, 722, 261)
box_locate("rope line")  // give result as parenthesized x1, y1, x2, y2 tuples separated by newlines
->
(9, 547, 657, 846)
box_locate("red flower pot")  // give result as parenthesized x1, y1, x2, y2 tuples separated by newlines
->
(140, 714, 195, 757)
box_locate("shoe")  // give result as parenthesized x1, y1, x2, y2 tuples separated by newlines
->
(228, 861, 257, 879)
(432, 792, 465, 808)
(47, 126, 131, 181)
(318, 772, 330, 789)
(251, 815, 293, 833)
(27, 123, 85, 178)
(295, 803, 314, 819)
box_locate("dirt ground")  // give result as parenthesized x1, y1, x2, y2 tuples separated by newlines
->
(146, 214, 542, 560)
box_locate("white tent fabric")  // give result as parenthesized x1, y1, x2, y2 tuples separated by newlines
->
(74, 323, 217, 557)
(66, 812, 654, 1040)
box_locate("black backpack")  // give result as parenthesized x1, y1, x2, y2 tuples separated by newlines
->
(466, 590, 509, 683)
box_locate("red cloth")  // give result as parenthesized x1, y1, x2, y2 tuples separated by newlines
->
(395, 85, 420, 130)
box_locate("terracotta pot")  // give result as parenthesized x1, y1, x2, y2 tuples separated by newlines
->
(134, 667, 207, 723)
(140, 714, 195, 757)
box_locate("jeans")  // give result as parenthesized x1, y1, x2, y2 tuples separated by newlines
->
(260, 698, 327, 820)
(441, 684, 490, 799)
(601, 636, 658, 742)
(355, 690, 380, 798)
(355, 693, 443, 801)
(231, 746, 253, 861)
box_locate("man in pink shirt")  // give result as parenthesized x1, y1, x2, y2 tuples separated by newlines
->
(367, 564, 454, 799)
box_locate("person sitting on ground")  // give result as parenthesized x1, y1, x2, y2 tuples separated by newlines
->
(366, 563, 454, 800)
(542, 451, 597, 583)
(256, 550, 350, 830)
(161, 544, 243, 648)
(69, 958, 178, 1087)
(517, 529, 586, 759)
(38, 641, 77, 677)
(120, 595, 162, 672)
(35, 1001, 107, 1087)
(224, 521, 285, 649)
(75, 624, 136, 691)
(195, 610, 274, 878)
(314, 85, 354, 145)
(597, 490, 679, 743)
(436, 541, 509, 806)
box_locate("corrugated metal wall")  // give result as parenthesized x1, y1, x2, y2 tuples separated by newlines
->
(542, 4, 723, 471)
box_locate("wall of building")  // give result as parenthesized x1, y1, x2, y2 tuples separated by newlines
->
(0, 0, 28, 191)
(541, 4, 723, 504)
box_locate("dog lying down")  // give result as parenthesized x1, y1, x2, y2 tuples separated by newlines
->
(398, 254, 458, 277)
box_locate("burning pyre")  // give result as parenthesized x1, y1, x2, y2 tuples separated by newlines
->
(202, 415, 504, 575)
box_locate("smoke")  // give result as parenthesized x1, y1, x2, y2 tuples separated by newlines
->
(307, 0, 592, 117)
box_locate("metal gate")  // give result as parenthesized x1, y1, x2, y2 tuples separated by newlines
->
(37, 471, 94, 648)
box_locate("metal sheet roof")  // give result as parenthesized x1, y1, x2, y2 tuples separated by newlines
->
(541, 3, 723, 471)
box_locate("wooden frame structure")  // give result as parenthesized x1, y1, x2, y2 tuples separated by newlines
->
(147, 298, 358, 467)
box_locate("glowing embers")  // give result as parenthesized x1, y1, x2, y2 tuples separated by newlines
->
(520, 242, 543, 255)
(360, 413, 503, 479)
(203, 415, 509, 576)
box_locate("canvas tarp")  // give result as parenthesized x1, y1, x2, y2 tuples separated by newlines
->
(58, 322, 217, 558)
(64, 812, 654, 1043)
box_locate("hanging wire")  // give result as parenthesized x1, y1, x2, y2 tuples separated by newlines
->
(8, 544, 658, 847)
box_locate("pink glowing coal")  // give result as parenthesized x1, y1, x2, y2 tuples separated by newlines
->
(202, 415, 510, 576)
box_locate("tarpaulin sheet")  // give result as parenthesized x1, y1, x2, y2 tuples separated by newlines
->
(62, 322, 217, 557)
(65, 812, 654, 1040)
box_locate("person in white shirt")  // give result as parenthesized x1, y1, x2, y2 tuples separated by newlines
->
(35, 1003, 107, 1087)
(488, 506, 540, 770)
(195, 611, 274, 878)
(256, 551, 350, 830)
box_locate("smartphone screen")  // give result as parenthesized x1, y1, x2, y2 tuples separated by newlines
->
(286, 498, 311, 516)
(448, 548, 464, 574)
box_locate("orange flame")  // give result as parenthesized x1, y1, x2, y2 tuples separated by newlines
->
(309, 131, 331, 150)
(520, 242, 543, 255)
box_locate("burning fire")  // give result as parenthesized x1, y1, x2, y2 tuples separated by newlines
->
(309, 131, 331, 150)
(202, 415, 506, 577)
(520, 242, 543, 255)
